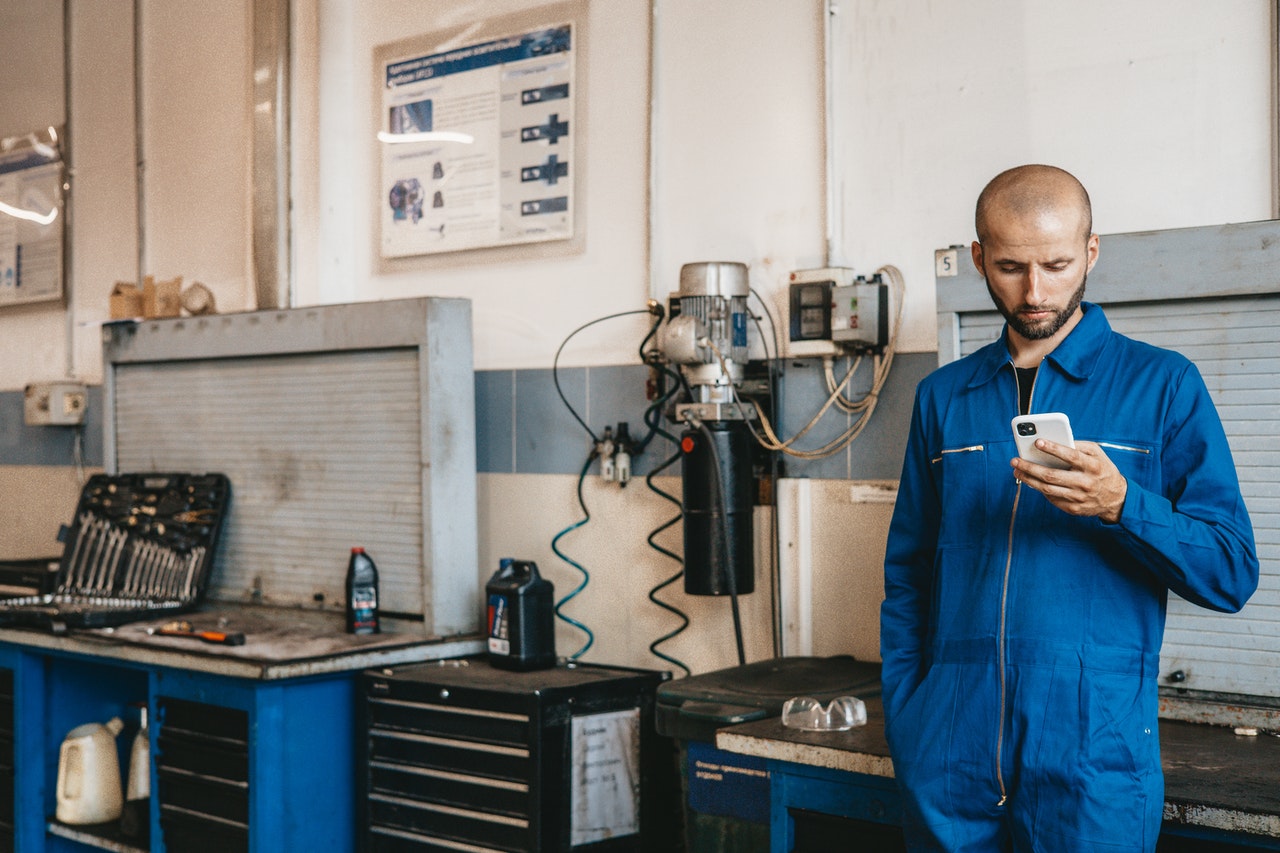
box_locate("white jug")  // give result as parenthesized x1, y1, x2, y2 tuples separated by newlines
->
(56, 717, 125, 825)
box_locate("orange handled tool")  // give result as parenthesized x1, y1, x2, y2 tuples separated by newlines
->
(150, 620, 246, 646)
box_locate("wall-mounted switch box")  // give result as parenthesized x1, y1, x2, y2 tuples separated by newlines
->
(788, 267, 890, 356)
(24, 382, 87, 426)
(831, 278, 889, 353)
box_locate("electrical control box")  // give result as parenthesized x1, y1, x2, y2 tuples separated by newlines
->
(787, 267, 845, 358)
(788, 267, 890, 356)
(832, 278, 889, 353)
(23, 381, 87, 426)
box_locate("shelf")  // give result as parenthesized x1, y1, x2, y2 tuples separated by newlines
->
(46, 818, 146, 852)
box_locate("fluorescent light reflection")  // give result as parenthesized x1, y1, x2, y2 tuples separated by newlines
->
(0, 200, 58, 226)
(377, 130, 474, 145)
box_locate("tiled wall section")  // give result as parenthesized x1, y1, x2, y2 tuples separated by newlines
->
(1, 352, 937, 483)
(0, 387, 105, 467)
(475, 353, 938, 480)
(0, 387, 107, 557)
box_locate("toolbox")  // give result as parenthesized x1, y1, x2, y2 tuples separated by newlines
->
(0, 472, 230, 632)
(361, 657, 679, 852)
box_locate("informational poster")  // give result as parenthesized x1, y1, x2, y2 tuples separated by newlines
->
(379, 21, 576, 258)
(0, 140, 63, 307)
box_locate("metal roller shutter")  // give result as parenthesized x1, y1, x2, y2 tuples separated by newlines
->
(955, 294, 1280, 697)
(113, 349, 428, 615)
(102, 297, 480, 636)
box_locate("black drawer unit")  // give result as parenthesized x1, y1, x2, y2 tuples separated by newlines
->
(0, 668, 12, 853)
(361, 658, 677, 852)
(155, 696, 250, 852)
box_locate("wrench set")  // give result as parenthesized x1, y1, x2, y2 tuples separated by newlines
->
(0, 473, 230, 631)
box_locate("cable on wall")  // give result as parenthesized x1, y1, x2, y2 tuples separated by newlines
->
(553, 309, 652, 442)
(548, 308, 654, 660)
(736, 265, 907, 460)
(551, 451, 596, 659)
(643, 443, 690, 677)
(639, 358, 691, 677)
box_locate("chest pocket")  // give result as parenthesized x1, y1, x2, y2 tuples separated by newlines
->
(931, 444, 989, 548)
(1034, 438, 1157, 546)
(1096, 440, 1156, 485)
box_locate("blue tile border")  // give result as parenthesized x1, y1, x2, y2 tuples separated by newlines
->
(777, 352, 933, 481)
(474, 369, 515, 473)
(476, 352, 937, 480)
(0, 387, 104, 467)
(514, 367, 593, 475)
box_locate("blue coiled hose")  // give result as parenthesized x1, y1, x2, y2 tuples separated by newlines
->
(552, 453, 595, 659)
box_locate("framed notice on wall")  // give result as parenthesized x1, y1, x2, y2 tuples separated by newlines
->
(0, 127, 64, 308)
(375, 4, 581, 259)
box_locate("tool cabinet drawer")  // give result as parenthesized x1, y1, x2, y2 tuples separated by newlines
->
(361, 658, 676, 852)
(155, 696, 249, 851)
(369, 759, 530, 816)
(367, 695, 533, 746)
(369, 793, 529, 850)
(368, 727, 531, 783)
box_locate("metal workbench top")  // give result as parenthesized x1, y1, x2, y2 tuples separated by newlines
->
(717, 694, 1280, 841)
(0, 602, 483, 680)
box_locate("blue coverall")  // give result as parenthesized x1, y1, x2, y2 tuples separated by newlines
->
(880, 303, 1258, 852)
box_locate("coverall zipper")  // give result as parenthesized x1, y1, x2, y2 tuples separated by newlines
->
(996, 363, 1036, 807)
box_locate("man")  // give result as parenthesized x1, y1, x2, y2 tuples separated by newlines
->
(880, 164, 1258, 852)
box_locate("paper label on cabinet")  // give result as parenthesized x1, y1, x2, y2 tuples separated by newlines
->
(570, 708, 640, 844)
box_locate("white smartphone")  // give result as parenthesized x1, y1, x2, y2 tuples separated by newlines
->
(1011, 412, 1075, 470)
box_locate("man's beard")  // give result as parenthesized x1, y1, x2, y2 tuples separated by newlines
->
(986, 272, 1087, 341)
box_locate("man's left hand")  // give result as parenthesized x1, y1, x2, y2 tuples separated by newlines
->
(1010, 439, 1128, 524)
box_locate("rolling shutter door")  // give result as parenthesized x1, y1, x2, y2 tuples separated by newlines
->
(113, 348, 428, 615)
(957, 294, 1280, 697)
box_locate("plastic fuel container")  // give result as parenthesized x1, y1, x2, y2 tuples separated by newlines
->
(485, 558, 555, 671)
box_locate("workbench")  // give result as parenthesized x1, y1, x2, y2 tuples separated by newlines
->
(716, 693, 1280, 851)
(0, 604, 482, 852)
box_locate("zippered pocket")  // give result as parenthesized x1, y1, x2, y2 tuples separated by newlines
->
(931, 445, 988, 547)
(931, 444, 985, 465)
(1097, 441, 1151, 456)
(1093, 440, 1156, 487)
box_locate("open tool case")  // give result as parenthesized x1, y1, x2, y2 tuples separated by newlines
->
(0, 472, 230, 632)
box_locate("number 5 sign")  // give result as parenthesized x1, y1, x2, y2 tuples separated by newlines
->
(935, 247, 959, 278)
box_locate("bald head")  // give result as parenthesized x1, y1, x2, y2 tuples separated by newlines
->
(975, 165, 1092, 245)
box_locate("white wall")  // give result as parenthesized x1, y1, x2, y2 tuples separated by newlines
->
(138, 0, 255, 315)
(831, 0, 1275, 352)
(301, 0, 660, 370)
(297, 0, 826, 371)
(0, 0, 258, 392)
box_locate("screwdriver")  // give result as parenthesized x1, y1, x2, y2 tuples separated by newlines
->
(148, 620, 246, 646)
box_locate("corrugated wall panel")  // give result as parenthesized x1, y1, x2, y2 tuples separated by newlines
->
(114, 349, 428, 614)
(957, 295, 1280, 697)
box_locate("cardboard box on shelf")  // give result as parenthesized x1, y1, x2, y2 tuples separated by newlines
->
(143, 276, 182, 318)
(110, 282, 144, 319)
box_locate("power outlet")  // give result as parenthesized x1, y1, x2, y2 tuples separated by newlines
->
(24, 382, 88, 426)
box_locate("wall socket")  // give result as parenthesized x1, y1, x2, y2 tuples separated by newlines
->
(24, 382, 88, 426)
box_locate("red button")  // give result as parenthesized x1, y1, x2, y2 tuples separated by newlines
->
(681, 436, 696, 453)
